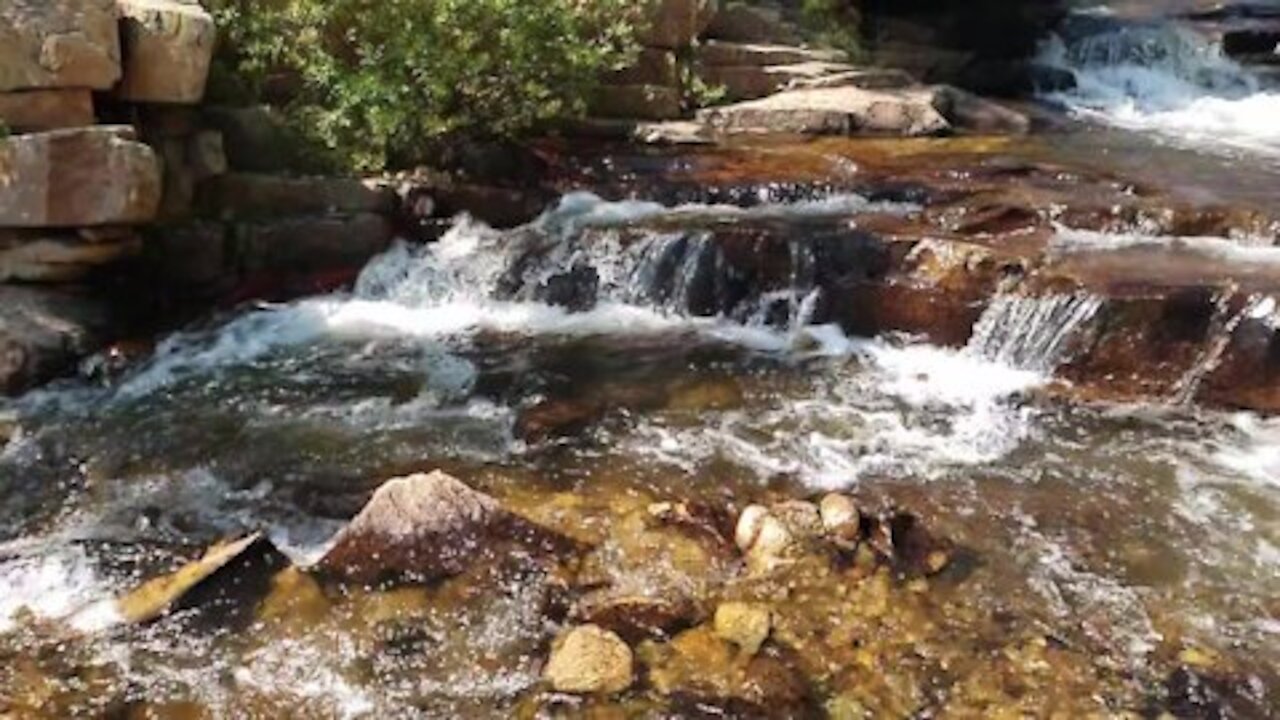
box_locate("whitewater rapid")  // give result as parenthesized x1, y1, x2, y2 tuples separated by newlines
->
(1039, 17, 1280, 159)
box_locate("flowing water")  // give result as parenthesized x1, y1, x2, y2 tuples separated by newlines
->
(1, 184, 1277, 716)
(1041, 4, 1280, 162)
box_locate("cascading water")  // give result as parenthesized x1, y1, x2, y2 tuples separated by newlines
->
(1039, 11, 1280, 157)
(966, 293, 1104, 372)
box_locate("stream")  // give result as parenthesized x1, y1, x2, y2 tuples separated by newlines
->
(2, 5, 1279, 719)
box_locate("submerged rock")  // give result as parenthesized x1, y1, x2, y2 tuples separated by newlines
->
(713, 602, 772, 657)
(544, 624, 634, 695)
(314, 471, 576, 585)
(573, 591, 700, 642)
(116, 533, 289, 627)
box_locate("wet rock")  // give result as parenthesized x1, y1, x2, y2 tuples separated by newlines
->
(931, 86, 1031, 134)
(699, 86, 952, 137)
(536, 263, 600, 312)
(0, 410, 16, 444)
(735, 504, 805, 574)
(1159, 666, 1273, 719)
(431, 183, 548, 229)
(314, 471, 576, 585)
(863, 510, 953, 577)
(0, 127, 162, 227)
(573, 592, 700, 642)
(516, 397, 605, 442)
(819, 493, 862, 550)
(0, 0, 121, 92)
(0, 89, 95, 133)
(714, 602, 772, 657)
(116, 533, 290, 627)
(641, 625, 815, 716)
(0, 286, 111, 395)
(235, 213, 394, 276)
(544, 624, 634, 695)
(116, 0, 216, 104)
(198, 173, 396, 220)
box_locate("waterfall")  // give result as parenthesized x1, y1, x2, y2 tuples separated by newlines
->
(1038, 12, 1280, 157)
(966, 293, 1103, 373)
(1170, 289, 1266, 405)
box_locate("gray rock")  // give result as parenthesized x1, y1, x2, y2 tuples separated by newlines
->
(698, 86, 951, 136)
(0, 286, 112, 395)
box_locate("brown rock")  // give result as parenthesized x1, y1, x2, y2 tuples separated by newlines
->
(544, 624, 634, 695)
(116, 0, 217, 104)
(314, 471, 576, 584)
(0, 0, 121, 92)
(235, 213, 394, 276)
(0, 89, 94, 133)
(932, 86, 1031, 134)
(705, 3, 800, 44)
(641, 0, 719, 49)
(199, 173, 396, 220)
(698, 86, 951, 136)
(0, 233, 141, 282)
(592, 84, 684, 121)
(0, 127, 162, 228)
(116, 533, 290, 626)
(698, 41, 844, 67)
(698, 61, 859, 102)
(574, 592, 700, 642)
(0, 285, 111, 395)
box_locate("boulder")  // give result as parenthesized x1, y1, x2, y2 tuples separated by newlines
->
(931, 86, 1031, 134)
(698, 86, 951, 136)
(0, 233, 141, 282)
(697, 41, 845, 67)
(573, 592, 700, 642)
(116, 0, 217, 104)
(705, 3, 801, 44)
(819, 493, 862, 549)
(698, 61, 859, 101)
(0, 127, 162, 228)
(641, 0, 719, 49)
(591, 84, 683, 121)
(0, 0, 121, 92)
(314, 471, 576, 584)
(234, 212, 394, 276)
(0, 286, 111, 395)
(544, 624, 634, 695)
(0, 89, 94, 133)
(116, 533, 291, 627)
(199, 173, 396, 220)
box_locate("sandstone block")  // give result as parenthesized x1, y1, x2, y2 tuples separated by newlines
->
(199, 173, 396, 220)
(0, 232, 141, 282)
(0, 89, 95, 132)
(0, 126, 163, 228)
(0, 0, 121, 92)
(698, 86, 951, 136)
(116, 0, 217, 104)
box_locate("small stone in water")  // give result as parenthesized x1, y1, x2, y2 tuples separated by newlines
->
(544, 624, 634, 695)
(819, 493, 861, 548)
(714, 602, 772, 657)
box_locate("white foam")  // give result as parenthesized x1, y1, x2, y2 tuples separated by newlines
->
(1040, 26, 1280, 158)
(0, 545, 119, 633)
(628, 337, 1043, 489)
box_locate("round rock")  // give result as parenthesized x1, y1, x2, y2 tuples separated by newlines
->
(544, 624, 634, 695)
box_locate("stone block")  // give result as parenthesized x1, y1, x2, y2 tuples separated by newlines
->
(0, 0, 121, 92)
(0, 89, 95, 132)
(0, 126, 163, 228)
(117, 0, 217, 104)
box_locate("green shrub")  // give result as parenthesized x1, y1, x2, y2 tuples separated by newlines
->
(210, 0, 643, 171)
